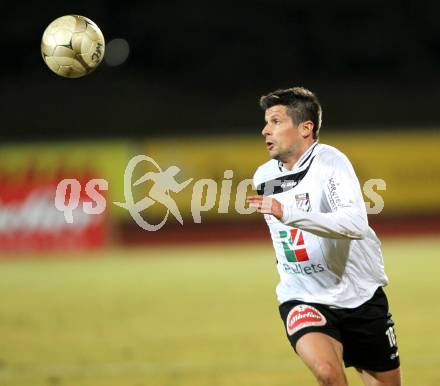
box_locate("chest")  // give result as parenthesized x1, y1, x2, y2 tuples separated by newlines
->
(269, 168, 324, 212)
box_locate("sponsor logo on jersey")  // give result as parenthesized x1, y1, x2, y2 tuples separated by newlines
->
(278, 229, 326, 275)
(279, 229, 310, 262)
(282, 262, 325, 275)
(286, 304, 327, 335)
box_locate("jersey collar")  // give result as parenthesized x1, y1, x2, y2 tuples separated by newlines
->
(278, 142, 318, 173)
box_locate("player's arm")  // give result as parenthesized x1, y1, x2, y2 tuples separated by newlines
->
(248, 153, 369, 239)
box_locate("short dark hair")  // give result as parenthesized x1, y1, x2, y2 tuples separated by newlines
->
(259, 87, 322, 140)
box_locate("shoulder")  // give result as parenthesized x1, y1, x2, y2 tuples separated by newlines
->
(253, 159, 280, 187)
(315, 144, 352, 168)
(314, 144, 357, 178)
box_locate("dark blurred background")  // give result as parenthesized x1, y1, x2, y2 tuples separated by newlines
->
(2, 0, 440, 140)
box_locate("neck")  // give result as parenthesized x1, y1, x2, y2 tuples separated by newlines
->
(282, 141, 315, 170)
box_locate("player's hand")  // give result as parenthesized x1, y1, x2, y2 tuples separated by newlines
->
(247, 195, 284, 220)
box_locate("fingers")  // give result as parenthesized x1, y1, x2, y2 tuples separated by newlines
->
(246, 196, 262, 208)
(247, 195, 284, 219)
(247, 195, 274, 214)
(246, 196, 264, 208)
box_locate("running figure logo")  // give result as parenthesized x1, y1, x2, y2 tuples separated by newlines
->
(114, 155, 193, 231)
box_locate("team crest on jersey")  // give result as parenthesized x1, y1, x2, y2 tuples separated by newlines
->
(286, 304, 326, 335)
(295, 193, 311, 212)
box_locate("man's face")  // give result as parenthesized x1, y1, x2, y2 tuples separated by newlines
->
(262, 105, 301, 162)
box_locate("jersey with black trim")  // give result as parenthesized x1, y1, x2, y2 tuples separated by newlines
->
(253, 143, 388, 308)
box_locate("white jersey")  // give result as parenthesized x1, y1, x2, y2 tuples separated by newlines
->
(253, 143, 388, 308)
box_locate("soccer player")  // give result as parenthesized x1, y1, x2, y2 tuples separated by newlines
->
(247, 87, 401, 386)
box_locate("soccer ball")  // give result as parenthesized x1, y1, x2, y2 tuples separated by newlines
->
(41, 15, 105, 78)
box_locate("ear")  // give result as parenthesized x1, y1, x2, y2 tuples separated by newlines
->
(299, 120, 314, 138)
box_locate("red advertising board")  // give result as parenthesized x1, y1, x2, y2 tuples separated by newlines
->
(0, 177, 107, 252)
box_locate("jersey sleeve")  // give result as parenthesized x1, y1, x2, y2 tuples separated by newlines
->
(281, 150, 369, 239)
